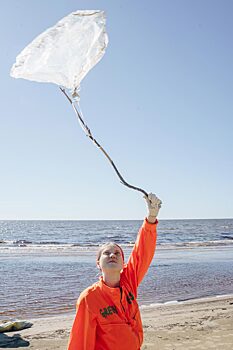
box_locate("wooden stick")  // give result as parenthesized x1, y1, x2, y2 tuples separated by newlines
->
(60, 87, 148, 197)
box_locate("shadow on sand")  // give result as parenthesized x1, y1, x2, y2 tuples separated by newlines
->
(0, 333, 30, 348)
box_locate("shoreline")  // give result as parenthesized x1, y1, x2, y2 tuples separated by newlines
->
(2, 293, 233, 322)
(2, 295, 233, 349)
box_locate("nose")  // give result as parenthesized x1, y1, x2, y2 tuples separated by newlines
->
(109, 252, 116, 258)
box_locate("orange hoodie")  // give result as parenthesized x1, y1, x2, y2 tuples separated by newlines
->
(68, 218, 158, 350)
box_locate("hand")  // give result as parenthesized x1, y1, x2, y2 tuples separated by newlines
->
(144, 193, 162, 221)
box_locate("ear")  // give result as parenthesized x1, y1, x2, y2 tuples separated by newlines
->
(96, 261, 101, 270)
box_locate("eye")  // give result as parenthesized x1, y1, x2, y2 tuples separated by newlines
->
(115, 251, 120, 256)
(103, 251, 110, 256)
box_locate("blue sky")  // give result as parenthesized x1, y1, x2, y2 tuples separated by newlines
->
(1, 0, 232, 220)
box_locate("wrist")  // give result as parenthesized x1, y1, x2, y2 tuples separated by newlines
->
(147, 215, 157, 223)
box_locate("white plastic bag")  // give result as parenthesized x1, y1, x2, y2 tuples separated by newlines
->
(10, 10, 108, 96)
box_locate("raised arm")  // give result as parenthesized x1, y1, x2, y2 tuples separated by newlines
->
(122, 193, 162, 294)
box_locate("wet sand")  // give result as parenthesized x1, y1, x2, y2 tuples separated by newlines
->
(1, 295, 233, 349)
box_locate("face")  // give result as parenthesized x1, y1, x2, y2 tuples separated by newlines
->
(97, 244, 124, 273)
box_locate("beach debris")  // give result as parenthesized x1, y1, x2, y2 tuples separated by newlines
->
(10, 10, 149, 197)
(0, 320, 33, 333)
(0, 333, 30, 348)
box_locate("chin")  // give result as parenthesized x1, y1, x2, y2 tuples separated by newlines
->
(105, 265, 122, 271)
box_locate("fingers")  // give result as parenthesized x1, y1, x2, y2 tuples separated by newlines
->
(146, 193, 162, 208)
(144, 192, 162, 219)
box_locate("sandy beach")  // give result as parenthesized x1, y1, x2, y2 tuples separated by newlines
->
(1, 295, 232, 349)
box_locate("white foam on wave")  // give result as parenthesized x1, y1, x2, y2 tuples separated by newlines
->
(164, 300, 179, 305)
(216, 294, 233, 299)
(158, 239, 233, 249)
(0, 243, 100, 257)
(1, 238, 233, 257)
(139, 293, 233, 310)
(140, 300, 179, 309)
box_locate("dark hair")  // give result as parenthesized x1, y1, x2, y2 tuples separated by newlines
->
(97, 242, 124, 262)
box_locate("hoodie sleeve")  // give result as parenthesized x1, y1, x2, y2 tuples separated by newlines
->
(123, 218, 158, 295)
(67, 297, 97, 350)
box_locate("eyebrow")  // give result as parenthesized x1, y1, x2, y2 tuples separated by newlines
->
(103, 248, 121, 254)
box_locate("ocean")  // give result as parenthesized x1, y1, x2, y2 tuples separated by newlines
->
(1, 219, 233, 320)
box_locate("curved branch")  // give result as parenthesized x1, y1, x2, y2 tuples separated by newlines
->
(60, 87, 148, 197)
